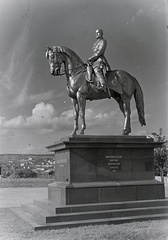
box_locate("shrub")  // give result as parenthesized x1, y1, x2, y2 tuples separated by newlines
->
(48, 170, 55, 176)
(15, 169, 38, 178)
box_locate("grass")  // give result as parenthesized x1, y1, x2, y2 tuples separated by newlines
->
(0, 208, 168, 240)
(0, 178, 54, 188)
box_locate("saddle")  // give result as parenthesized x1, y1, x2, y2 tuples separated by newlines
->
(86, 67, 123, 95)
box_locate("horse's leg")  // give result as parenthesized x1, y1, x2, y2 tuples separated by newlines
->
(121, 97, 131, 135)
(71, 98, 79, 136)
(115, 96, 125, 116)
(77, 91, 86, 135)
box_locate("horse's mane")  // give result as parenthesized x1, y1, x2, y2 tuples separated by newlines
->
(59, 46, 84, 65)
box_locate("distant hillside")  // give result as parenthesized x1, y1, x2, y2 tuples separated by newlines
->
(0, 154, 54, 164)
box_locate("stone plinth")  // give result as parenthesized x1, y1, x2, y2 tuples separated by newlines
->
(46, 136, 165, 205)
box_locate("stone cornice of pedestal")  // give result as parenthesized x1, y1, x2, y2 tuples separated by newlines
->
(46, 135, 163, 152)
(51, 179, 164, 189)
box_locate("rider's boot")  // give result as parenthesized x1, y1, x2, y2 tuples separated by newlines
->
(95, 69, 106, 92)
(87, 64, 94, 83)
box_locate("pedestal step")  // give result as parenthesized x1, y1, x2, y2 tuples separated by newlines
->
(11, 199, 168, 230)
(34, 198, 168, 214)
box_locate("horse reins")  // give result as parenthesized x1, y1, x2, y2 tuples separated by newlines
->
(53, 51, 87, 77)
(59, 63, 87, 77)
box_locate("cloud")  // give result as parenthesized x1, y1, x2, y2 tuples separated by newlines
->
(132, 9, 143, 21)
(0, 23, 31, 95)
(28, 90, 64, 104)
(12, 68, 33, 107)
(131, 3, 167, 22)
(134, 129, 147, 136)
(25, 102, 62, 131)
(84, 108, 121, 129)
(0, 101, 148, 138)
(85, 108, 117, 121)
(13, 89, 61, 108)
(0, 102, 121, 135)
(2, 115, 25, 128)
(0, 102, 73, 134)
(21, 145, 47, 154)
(0, 129, 15, 138)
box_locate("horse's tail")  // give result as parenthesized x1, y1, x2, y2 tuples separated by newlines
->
(134, 79, 146, 126)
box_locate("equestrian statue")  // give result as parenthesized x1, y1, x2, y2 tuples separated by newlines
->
(45, 29, 146, 136)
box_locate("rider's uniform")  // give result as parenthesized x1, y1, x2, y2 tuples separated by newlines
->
(88, 37, 111, 90)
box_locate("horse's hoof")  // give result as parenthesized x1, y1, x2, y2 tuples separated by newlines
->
(71, 131, 77, 137)
(121, 129, 131, 135)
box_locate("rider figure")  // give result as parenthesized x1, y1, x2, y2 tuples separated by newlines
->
(87, 29, 111, 92)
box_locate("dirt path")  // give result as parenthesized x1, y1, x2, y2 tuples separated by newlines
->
(0, 187, 48, 208)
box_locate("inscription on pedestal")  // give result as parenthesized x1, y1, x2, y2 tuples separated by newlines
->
(105, 156, 122, 172)
(56, 159, 67, 168)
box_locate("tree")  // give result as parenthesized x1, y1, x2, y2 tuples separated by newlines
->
(151, 128, 168, 182)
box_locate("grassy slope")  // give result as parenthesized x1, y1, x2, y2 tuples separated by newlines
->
(0, 208, 168, 240)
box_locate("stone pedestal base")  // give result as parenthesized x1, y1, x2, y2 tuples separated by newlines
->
(48, 180, 164, 205)
(47, 135, 165, 206)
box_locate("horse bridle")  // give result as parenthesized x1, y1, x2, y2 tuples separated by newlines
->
(52, 51, 87, 77)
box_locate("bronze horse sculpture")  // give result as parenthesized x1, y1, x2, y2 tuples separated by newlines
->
(46, 46, 146, 136)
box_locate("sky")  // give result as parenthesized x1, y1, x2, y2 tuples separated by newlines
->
(0, 0, 168, 154)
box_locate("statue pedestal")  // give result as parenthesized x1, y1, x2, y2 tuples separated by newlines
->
(46, 136, 165, 206)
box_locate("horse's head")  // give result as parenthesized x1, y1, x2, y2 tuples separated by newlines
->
(45, 46, 63, 76)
